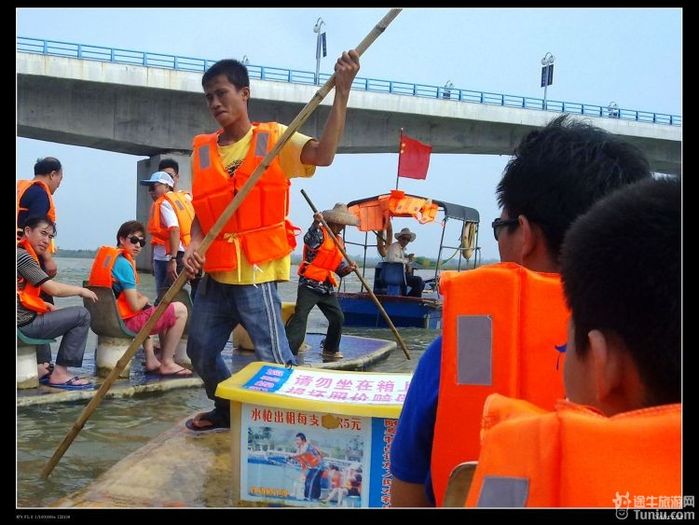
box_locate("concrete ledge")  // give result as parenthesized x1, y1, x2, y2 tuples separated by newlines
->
(17, 345, 39, 389)
(17, 376, 204, 408)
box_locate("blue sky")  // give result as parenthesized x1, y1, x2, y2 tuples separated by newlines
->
(16, 7, 681, 260)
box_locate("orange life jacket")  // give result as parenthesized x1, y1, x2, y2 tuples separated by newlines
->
(387, 189, 439, 224)
(295, 445, 322, 469)
(16, 179, 57, 253)
(147, 191, 195, 252)
(88, 246, 140, 320)
(431, 262, 568, 505)
(465, 394, 682, 507)
(349, 191, 438, 232)
(349, 196, 389, 232)
(330, 469, 343, 489)
(17, 237, 50, 315)
(298, 227, 344, 287)
(191, 122, 299, 273)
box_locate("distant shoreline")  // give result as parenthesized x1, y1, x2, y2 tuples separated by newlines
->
(56, 250, 498, 269)
(55, 249, 98, 259)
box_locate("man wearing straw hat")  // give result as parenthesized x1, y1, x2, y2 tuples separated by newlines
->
(183, 51, 360, 432)
(386, 227, 424, 298)
(286, 203, 358, 361)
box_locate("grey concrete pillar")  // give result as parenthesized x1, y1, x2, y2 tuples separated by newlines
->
(135, 152, 192, 272)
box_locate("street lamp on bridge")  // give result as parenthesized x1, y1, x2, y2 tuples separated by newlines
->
(313, 17, 326, 85)
(443, 80, 454, 100)
(540, 52, 555, 110)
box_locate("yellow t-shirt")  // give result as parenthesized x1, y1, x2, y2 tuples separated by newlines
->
(207, 123, 316, 285)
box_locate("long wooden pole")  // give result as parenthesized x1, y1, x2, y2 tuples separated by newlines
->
(40, 8, 403, 479)
(301, 190, 411, 360)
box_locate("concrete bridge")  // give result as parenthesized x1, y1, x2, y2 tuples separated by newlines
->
(17, 49, 681, 176)
(17, 44, 681, 267)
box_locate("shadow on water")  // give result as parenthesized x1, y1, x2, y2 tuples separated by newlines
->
(17, 258, 436, 507)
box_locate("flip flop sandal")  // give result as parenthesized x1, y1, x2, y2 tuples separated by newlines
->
(185, 410, 230, 433)
(47, 376, 94, 391)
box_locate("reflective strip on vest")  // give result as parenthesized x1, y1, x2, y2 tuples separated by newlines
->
(256, 132, 268, 156)
(199, 144, 210, 169)
(457, 315, 492, 386)
(101, 253, 114, 274)
(477, 476, 529, 507)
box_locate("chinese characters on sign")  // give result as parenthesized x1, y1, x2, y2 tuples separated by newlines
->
(243, 366, 412, 405)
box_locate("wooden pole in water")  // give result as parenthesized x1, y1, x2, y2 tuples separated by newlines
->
(301, 189, 411, 360)
(40, 8, 403, 480)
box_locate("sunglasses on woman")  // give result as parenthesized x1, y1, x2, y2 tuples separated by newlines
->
(128, 235, 146, 247)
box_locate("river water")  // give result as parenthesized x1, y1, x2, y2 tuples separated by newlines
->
(17, 257, 437, 508)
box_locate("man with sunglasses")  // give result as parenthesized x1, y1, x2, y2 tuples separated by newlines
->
(390, 115, 653, 507)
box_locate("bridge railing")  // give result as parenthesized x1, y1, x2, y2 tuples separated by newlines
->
(17, 36, 681, 127)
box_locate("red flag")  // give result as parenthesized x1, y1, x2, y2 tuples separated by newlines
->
(398, 132, 432, 180)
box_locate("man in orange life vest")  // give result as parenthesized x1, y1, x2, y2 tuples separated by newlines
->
(183, 51, 360, 432)
(17, 157, 65, 373)
(158, 158, 202, 300)
(390, 115, 653, 507)
(17, 157, 63, 278)
(292, 432, 327, 501)
(140, 170, 195, 304)
(17, 216, 96, 389)
(285, 203, 358, 360)
(465, 177, 681, 507)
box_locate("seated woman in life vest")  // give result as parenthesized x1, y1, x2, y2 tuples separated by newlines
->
(89, 220, 191, 377)
(17, 216, 97, 390)
(385, 227, 424, 297)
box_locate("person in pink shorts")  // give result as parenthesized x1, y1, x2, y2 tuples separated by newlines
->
(94, 220, 192, 377)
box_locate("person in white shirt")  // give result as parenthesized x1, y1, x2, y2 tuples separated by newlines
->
(158, 158, 201, 300)
(385, 227, 424, 297)
(140, 171, 187, 304)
